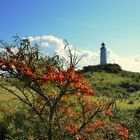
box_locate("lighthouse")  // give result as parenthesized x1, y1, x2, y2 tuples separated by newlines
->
(100, 42, 107, 65)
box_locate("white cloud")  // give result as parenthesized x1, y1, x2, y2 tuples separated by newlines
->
(41, 42, 49, 47)
(28, 35, 140, 72)
(135, 55, 140, 62)
(0, 46, 18, 54)
(0, 48, 5, 52)
(28, 35, 65, 57)
(106, 49, 140, 72)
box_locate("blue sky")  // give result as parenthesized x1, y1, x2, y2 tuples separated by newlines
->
(0, 0, 140, 57)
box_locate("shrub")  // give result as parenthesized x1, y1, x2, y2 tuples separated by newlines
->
(127, 100, 134, 104)
(119, 81, 140, 92)
(0, 105, 48, 139)
(127, 87, 136, 93)
(0, 123, 9, 140)
(82, 63, 122, 74)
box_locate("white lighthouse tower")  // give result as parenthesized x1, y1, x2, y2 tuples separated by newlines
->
(100, 42, 107, 65)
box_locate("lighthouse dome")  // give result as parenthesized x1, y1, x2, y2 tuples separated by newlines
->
(100, 42, 106, 49)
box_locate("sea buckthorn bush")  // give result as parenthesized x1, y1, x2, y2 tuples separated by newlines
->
(0, 37, 128, 140)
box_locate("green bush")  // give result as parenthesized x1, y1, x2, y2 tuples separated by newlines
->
(0, 123, 9, 140)
(127, 100, 134, 104)
(0, 105, 47, 140)
(119, 81, 140, 92)
(82, 63, 122, 73)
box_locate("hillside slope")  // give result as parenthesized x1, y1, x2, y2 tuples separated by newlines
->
(81, 64, 140, 108)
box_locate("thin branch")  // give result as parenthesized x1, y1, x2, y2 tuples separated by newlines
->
(78, 107, 100, 132)
(40, 101, 48, 115)
(17, 77, 53, 107)
(0, 84, 31, 106)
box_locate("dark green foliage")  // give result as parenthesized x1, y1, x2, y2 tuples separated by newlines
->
(127, 100, 134, 104)
(120, 70, 140, 79)
(134, 107, 140, 119)
(127, 87, 136, 93)
(119, 81, 140, 92)
(136, 78, 139, 82)
(0, 123, 9, 140)
(0, 106, 47, 140)
(82, 63, 122, 73)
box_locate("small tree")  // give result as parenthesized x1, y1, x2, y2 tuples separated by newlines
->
(0, 37, 128, 139)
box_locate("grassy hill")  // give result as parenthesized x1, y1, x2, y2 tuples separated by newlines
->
(80, 64, 140, 109)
